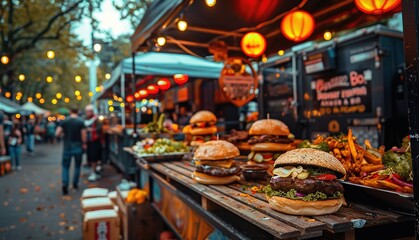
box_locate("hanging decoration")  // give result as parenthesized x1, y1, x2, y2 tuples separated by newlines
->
(240, 32, 267, 58)
(218, 57, 258, 107)
(139, 89, 149, 98)
(354, 0, 401, 15)
(281, 10, 315, 42)
(173, 74, 189, 85)
(147, 84, 159, 94)
(157, 78, 171, 91)
(126, 95, 134, 103)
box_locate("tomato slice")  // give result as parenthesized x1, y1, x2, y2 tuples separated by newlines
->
(316, 174, 337, 181)
(196, 122, 206, 128)
(392, 173, 402, 180)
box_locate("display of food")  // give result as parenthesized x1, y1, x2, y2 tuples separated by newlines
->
(264, 148, 346, 216)
(132, 138, 188, 155)
(141, 113, 170, 134)
(191, 140, 241, 185)
(247, 119, 296, 164)
(222, 129, 250, 151)
(301, 131, 413, 194)
(189, 110, 218, 147)
(348, 136, 413, 193)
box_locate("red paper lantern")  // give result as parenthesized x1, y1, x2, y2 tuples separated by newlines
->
(281, 10, 315, 42)
(139, 89, 149, 98)
(354, 0, 400, 15)
(147, 84, 159, 94)
(126, 95, 134, 103)
(157, 78, 171, 91)
(240, 32, 266, 58)
(174, 74, 189, 85)
(134, 92, 140, 99)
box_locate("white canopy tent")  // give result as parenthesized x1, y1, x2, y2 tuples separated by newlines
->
(92, 52, 224, 126)
(21, 102, 50, 115)
(0, 97, 23, 114)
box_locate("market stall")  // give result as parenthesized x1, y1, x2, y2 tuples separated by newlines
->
(93, 52, 223, 176)
(118, 0, 419, 239)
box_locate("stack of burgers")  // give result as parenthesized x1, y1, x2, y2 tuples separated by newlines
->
(265, 148, 346, 216)
(191, 140, 241, 185)
(188, 110, 218, 147)
(247, 119, 296, 164)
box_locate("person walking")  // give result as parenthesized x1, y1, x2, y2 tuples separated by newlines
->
(8, 119, 23, 170)
(84, 105, 103, 182)
(55, 108, 86, 195)
(1, 113, 11, 155)
(24, 117, 35, 155)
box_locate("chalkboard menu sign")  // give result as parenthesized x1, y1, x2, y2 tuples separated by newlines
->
(312, 69, 372, 115)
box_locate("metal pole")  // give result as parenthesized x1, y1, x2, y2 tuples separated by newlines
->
(121, 73, 126, 127)
(131, 52, 138, 138)
(401, 0, 419, 236)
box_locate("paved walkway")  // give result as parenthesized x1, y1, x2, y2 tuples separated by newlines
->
(0, 143, 122, 240)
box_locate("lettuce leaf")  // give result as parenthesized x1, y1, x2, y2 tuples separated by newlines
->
(263, 185, 342, 201)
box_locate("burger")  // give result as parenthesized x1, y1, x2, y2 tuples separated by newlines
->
(247, 119, 296, 164)
(191, 140, 241, 185)
(265, 148, 346, 216)
(189, 110, 218, 147)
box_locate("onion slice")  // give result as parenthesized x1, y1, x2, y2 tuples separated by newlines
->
(391, 175, 413, 188)
(295, 192, 306, 197)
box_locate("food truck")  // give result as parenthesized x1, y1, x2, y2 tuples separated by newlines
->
(260, 25, 407, 148)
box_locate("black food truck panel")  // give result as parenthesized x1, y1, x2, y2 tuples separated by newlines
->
(262, 60, 300, 136)
(300, 33, 406, 148)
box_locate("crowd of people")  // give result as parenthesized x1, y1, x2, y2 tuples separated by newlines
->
(0, 104, 105, 196)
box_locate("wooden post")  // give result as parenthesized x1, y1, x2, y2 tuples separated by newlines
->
(401, 0, 419, 237)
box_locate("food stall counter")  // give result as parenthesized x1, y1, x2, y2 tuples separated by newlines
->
(129, 155, 414, 240)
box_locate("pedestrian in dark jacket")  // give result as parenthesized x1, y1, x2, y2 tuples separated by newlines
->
(55, 108, 86, 195)
(9, 119, 23, 170)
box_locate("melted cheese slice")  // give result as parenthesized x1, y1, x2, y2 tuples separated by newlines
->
(195, 159, 235, 168)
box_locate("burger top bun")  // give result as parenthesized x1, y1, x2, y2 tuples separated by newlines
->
(249, 119, 290, 136)
(190, 110, 217, 124)
(275, 148, 346, 177)
(194, 140, 240, 160)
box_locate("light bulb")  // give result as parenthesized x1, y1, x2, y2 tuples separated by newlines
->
(157, 36, 166, 46)
(177, 20, 188, 31)
(205, 0, 216, 7)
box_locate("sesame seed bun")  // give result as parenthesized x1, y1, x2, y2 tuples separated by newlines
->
(266, 195, 344, 216)
(274, 148, 346, 177)
(190, 125, 217, 135)
(190, 110, 217, 124)
(249, 119, 290, 136)
(191, 171, 240, 185)
(193, 140, 240, 161)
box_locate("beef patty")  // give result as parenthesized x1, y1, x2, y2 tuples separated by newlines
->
(270, 176, 344, 196)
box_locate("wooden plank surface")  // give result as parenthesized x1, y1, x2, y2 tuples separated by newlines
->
(143, 159, 412, 238)
(164, 162, 326, 234)
(168, 161, 410, 228)
(150, 163, 301, 239)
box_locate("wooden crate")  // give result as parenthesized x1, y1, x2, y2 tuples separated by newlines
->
(116, 187, 164, 240)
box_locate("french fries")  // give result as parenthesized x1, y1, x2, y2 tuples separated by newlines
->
(360, 164, 384, 173)
(312, 132, 410, 194)
(376, 180, 404, 192)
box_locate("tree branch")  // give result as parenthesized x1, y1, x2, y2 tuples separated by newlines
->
(13, 0, 83, 55)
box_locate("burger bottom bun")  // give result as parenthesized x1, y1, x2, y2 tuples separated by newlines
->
(250, 142, 295, 152)
(236, 142, 251, 151)
(191, 171, 240, 185)
(190, 126, 217, 135)
(266, 195, 344, 216)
